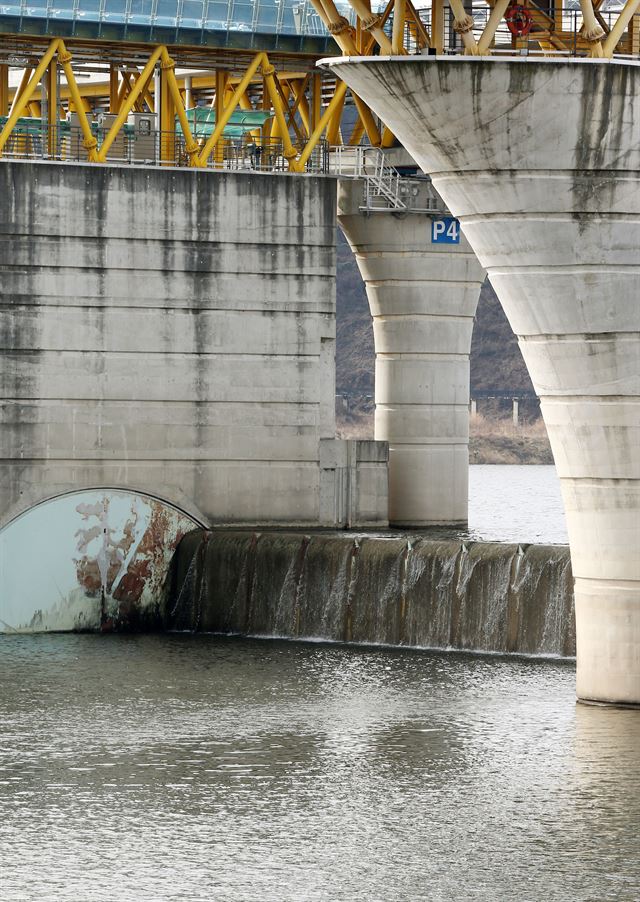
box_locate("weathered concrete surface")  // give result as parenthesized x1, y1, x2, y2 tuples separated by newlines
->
(0, 489, 200, 632)
(166, 530, 575, 658)
(324, 56, 640, 705)
(0, 162, 387, 531)
(338, 178, 485, 526)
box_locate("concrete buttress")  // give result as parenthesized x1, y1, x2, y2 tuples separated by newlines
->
(0, 162, 390, 630)
(325, 57, 640, 705)
(338, 178, 485, 526)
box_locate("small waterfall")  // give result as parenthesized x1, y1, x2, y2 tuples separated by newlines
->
(164, 531, 575, 658)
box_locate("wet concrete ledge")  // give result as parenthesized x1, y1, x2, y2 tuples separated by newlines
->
(164, 530, 575, 659)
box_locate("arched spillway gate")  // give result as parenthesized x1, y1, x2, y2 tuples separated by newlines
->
(0, 489, 201, 633)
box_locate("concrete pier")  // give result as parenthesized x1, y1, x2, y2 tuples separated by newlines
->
(0, 162, 387, 531)
(338, 178, 485, 526)
(325, 57, 640, 705)
(0, 161, 388, 630)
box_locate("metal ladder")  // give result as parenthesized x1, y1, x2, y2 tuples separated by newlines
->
(359, 147, 407, 211)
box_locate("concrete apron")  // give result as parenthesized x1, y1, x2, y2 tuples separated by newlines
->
(324, 56, 640, 706)
(338, 179, 485, 527)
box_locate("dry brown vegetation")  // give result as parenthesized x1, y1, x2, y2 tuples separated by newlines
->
(336, 409, 553, 465)
(469, 414, 553, 464)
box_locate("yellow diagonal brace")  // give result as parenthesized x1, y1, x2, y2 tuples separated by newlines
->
(58, 42, 99, 161)
(0, 39, 60, 157)
(477, 0, 511, 54)
(602, 0, 640, 55)
(275, 79, 305, 145)
(97, 45, 164, 162)
(0, 65, 8, 117)
(406, 0, 431, 49)
(263, 64, 297, 163)
(392, 0, 407, 54)
(347, 0, 393, 53)
(291, 80, 348, 172)
(196, 52, 266, 168)
(159, 49, 199, 163)
(291, 79, 311, 137)
(8, 67, 32, 117)
(326, 86, 346, 145)
(353, 94, 381, 145)
(311, 0, 358, 53)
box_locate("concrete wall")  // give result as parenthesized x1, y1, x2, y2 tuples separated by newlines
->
(338, 178, 485, 526)
(0, 161, 387, 529)
(327, 57, 640, 705)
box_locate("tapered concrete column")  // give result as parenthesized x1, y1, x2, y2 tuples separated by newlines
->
(338, 178, 485, 525)
(326, 57, 640, 705)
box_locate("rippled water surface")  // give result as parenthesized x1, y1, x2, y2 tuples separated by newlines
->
(2, 635, 638, 901)
(469, 465, 568, 544)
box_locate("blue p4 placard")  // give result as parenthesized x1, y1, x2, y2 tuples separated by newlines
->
(431, 217, 460, 244)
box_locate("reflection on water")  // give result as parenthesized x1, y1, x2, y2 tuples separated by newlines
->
(469, 465, 568, 544)
(1, 635, 638, 901)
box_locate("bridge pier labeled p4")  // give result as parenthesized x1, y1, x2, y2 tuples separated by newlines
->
(338, 177, 485, 527)
(326, 56, 640, 706)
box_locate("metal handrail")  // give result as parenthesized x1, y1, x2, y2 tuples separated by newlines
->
(0, 122, 330, 173)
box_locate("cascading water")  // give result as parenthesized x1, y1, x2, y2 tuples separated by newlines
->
(164, 532, 575, 658)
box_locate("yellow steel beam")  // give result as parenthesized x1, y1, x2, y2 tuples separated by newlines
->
(405, 0, 431, 49)
(274, 79, 305, 145)
(292, 80, 348, 171)
(0, 64, 8, 117)
(352, 94, 381, 145)
(196, 51, 266, 167)
(311, 73, 322, 131)
(214, 68, 228, 163)
(0, 39, 60, 157)
(579, 0, 605, 56)
(160, 55, 176, 164)
(477, 0, 511, 54)
(432, 0, 445, 53)
(326, 84, 346, 144)
(96, 44, 163, 162)
(603, 0, 640, 55)
(109, 64, 119, 113)
(311, 0, 358, 54)
(392, 0, 407, 54)
(46, 58, 58, 157)
(263, 61, 297, 163)
(159, 50, 198, 165)
(8, 66, 33, 117)
(449, 0, 479, 53)
(349, 116, 365, 146)
(291, 78, 311, 137)
(58, 42, 98, 160)
(346, 0, 394, 53)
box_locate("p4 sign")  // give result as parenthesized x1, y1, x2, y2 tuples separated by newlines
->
(431, 217, 460, 244)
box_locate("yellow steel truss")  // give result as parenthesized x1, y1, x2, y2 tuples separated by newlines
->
(0, 38, 386, 170)
(1, 0, 636, 173)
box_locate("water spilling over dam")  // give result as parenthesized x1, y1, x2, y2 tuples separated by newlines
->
(166, 532, 575, 658)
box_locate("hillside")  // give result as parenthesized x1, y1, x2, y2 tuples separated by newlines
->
(335, 230, 552, 463)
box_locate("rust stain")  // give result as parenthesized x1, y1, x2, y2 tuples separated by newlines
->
(72, 494, 197, 631)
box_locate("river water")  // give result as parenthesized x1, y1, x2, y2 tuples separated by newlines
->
(2, 634, 639, 902)
(469, 465, 568, 545)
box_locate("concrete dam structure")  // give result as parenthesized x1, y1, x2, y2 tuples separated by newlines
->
(166, 531, 576, 659)
(325, 56, 640, 706)
(0, 161, 389, 630)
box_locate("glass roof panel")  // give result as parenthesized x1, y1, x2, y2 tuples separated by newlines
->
(0, 0, 359, 41)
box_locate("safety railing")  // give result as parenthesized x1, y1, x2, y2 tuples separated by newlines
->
(0, 121, 330, 173)
(330, 145, 446, 213)
(409, 3, 638, 56)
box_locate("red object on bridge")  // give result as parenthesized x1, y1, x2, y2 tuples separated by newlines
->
(505, 3, 534, 36)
